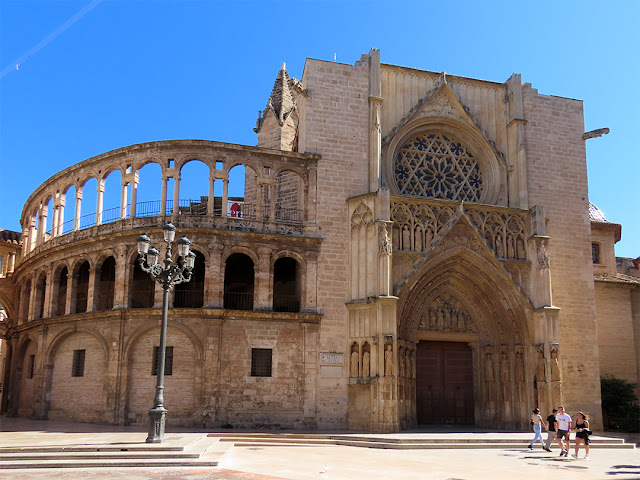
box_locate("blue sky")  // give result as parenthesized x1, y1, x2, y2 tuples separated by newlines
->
(0, 0, 638, 257)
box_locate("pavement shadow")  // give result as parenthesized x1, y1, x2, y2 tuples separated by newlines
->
(606, 464, 640, 476)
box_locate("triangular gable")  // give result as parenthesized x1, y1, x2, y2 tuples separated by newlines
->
(382, 76, 504, 162)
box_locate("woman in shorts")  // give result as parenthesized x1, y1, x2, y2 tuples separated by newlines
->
(572, 412, 590, 459)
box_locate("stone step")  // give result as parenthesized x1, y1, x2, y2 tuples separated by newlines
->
(0, 458, 220, 469)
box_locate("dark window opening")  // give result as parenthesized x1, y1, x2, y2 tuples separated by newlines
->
(131, 261, 155, 308)
(174, 251, 205, 308)
(251, 348, 272, 377)
(592, 243, 601, 264)
(36, 275, 46, 319)
(72, 349, 85, 377)
(224, 253, 254, 310)
(152, 346, 173, 376)
(22, 280, 31, 323)
(273, 257, 301, 312)
(75, 262, 90, 313)
(56, 267, 68, 316)
(97, 256, 116, 311)
(27, 354, 35, 379)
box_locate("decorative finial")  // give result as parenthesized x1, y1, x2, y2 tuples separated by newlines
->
(281, 62, 286, 70)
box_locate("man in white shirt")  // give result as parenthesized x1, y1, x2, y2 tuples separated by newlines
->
(555, 405, 572, 457)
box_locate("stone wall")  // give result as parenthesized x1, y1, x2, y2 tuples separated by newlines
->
(522, 86, 602, 426)
(298, 57, 370, 428)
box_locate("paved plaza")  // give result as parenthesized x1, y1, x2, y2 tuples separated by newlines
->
(0, 418, 638, 479)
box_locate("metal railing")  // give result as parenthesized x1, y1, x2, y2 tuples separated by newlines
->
(273, 295, 301, 313)
(223, 291, 254, 311)
(173, 285, 204, 308)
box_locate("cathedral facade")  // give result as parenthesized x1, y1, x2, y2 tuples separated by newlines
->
(0, 49, 638, 431)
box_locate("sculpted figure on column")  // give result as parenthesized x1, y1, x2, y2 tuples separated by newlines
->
(362, 351, 370, 377)
(485, 352, 495, 382)
(536, 348, 546, 382)
(384, 344, 393, 376)
(350, 350, 359, 377)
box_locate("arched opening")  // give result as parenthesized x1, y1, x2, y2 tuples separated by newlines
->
(136, 162, 164, 216)
(61, 185, 77, 235)
(97, 257, 116, 311)
(273, 257, 300, 312)
(35, 273, 47, 319)
(55, 267, 68, 316)
(230, 164, 254, 218)
(275, 170, 303, 223)
(79, 178, 98, 230)
(21, 280, 31, 323)
(102, 170, 124, 223)
(74, 262, 90, 314)
(397, 233, 532, 430)
(224, 253, 254, 310)
(173, 250, 205, 308)
(178, 160, 210, 215)
(130, 260, 155, 308)
(44, 197, 54, 241)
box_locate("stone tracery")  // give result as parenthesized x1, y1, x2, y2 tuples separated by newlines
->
(394, 132, 483, 202)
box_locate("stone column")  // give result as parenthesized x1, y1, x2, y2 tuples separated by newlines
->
(302, 322, 319, 425)
(120, 181, 128, 219)
(255, 247, 271, 310)
(256, 183, 264, 219)
(208, 176, 215, 215)
(204, 244, 223, 308)
(172, 174, 180, 214)
(87, 267, 97, 312)
(160, 176, 168, 216)
(50, 207, 59, 238)
(56, 197, 65, 236)
(74, 189, 83, 231)
(36, 206, 47, 246)
(304, 252, 318, 312)
(43, 267, 54, 318)
(8, 252, 16, 273)
(96, 180, 105, 226)
(113, 247, 129, 309)
(27, 276, 37, 321)
(221, 179, 228, 217)
(130, 174, 139, 218)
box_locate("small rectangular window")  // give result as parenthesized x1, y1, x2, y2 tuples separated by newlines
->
(168, 159, 174, 168)
(152, 346, 173, 376)
(27, 354, 35, 379)
(592, 243, 600, 264)
(72, 349, 85, 377)
(251, 348, 272, 377)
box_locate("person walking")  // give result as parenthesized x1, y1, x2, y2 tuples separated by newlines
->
(527, 408, 546, 450)
(555, 405, 572, 457)
(572, 412, 591, 459)
(544, 408, 557, 452)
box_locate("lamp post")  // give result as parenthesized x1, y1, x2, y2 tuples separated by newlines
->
(136, 223, 195, 443)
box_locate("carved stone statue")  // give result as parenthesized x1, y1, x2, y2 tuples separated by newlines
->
(402, 225, 411, 250)
(384, 344, 393, 376)
(362, 351, 370, 377)
(392, 227, 400, 250)
(437, 308, 445, 331)
(500, 352, 509, 383)
(429, 308, 436, 330)
(350, 351, 359, 378)
(443, 307, 451, 331)
(536, 349, 546, 383)
(378, 224, 392, 256)
(516, 237, 526, 260)
(515, 351, 525, 383)
(485, 352, 495, 382)
(537, 239, 550, 270)
(550, 349, 561, 382)
(496, 235, 505, 258)
(399, 348, 405, 377)
(507, 236, 515, 259)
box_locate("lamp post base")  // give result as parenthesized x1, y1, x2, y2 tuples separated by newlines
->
(146, 407, 167, 443)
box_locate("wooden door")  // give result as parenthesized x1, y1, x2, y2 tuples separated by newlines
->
(416, 341, 474, 425)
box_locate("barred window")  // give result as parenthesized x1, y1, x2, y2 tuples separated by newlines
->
(72, 349, 85, 377)
(27, 354, 35, 379)
(592, 243, 600, 264)
(251, 348, 272, 377)
(152, 346, 173, 376)
(394, 132, 483, 202)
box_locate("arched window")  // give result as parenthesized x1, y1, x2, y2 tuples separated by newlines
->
(75, 261, 90, 313)
(174, 250, 205, 308)
(394, 132, 483, 202)
(224, 253, 254, 310)
(273, 257, 300, 312)
(97, 257, 116, 311)
(130, 260, 154, 308)
(56, 267, 68, 316)
(35, 273, 46, 319)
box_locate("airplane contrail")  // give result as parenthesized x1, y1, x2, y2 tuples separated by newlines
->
(0, 0, 103, 80)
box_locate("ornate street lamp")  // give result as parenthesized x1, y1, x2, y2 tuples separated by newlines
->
(136, 223, 194, 443)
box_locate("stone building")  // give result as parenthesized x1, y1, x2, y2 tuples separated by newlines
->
(0, 49, 638, 431)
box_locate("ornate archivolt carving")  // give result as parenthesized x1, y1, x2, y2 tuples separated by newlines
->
(417, 294, 477, 334)
(390, 200, 528, 262)
(394, 133, 483, 202)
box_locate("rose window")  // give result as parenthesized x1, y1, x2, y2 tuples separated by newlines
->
(394, 133, 483, 202)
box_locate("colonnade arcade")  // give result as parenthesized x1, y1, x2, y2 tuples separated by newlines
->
(20, 140, 319, 257)
(14, 242, 311, 326)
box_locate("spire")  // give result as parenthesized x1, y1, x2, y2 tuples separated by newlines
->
(266, 63, 295, 124)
